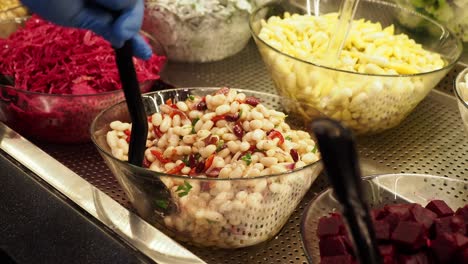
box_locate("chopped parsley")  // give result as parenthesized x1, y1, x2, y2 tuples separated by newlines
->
(285, 136, 292, 141)
(182, 156, 190, 166)
(238, 109, 243, 119)
(216, 140, 225, 152)
(155, 199, 168, 209)
(241, 153, 252, 166)
(311, 145, 318, 154)
(191, 118, 200, 134)
(188, 95, 195, 101)
(175, 181, 192, 197)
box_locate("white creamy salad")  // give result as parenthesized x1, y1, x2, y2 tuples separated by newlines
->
(143, 0, 256, 62)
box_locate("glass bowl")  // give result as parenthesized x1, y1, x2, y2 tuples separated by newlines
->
(0, 17, 163, 143)
(301, 173, 468, 263)
(142, 0, 254, 63)
(90, 87, 323, 248)
(455, 68, 468, 134)
(250, 0, 463, 135)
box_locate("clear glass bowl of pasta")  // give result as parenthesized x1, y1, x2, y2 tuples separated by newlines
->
(250, 0, 462, 135)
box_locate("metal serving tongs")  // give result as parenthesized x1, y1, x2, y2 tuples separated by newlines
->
(310, 118, 383, 264)
(114, 41, 177, 215)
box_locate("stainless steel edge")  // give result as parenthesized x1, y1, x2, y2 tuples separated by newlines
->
(0, 122, 206, 264)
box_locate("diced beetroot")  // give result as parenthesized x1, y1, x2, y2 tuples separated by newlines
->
(385, 204, 413, 220)
(372, 208, 388, 221)
(374, 220, 391, 241)
(434, 215, 466, 236)
(411, 204, 437, 230)
(455, 205, 468, 223)
(319, 236, 352, 257)
(317, 214, 346, 238)
(391, 221, 426, 250)
(397, 252, 430, 264)
(425, 200, 454, 217)
(382, 213, 403, 232)
(320, 255, 355, 264)
(430, 232, 457, 263)
(379, 245, 396, 264)
(456, 247, 468, 263)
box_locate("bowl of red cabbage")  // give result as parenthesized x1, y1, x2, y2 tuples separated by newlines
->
(0, 16, 166, 143)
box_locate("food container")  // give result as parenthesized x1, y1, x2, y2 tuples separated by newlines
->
(0, 18, 161, 143)
(142, 0, 255, 62)
(393, 0, 468, 45)
(455, 68, 468, 134)
(0, 1, 27, 22)
(90, 87, 323, 248)
(301, 173, 468, 263)
(250, 0, 462, 135)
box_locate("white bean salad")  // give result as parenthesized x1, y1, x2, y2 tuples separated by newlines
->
(106, 87, 321, 247)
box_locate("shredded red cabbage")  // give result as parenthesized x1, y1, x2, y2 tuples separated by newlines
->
(0, 15, 166, 95)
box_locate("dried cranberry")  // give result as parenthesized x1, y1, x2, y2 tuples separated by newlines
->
(290, 149, 299, 162)
(188, 154, 197, 168)
(225, 113, 239, 122)
(195, 161, 205, 173)
(142, 158, 151, 168)
(245, 96, 261, 106)
(233, 122, 244, 139)
(196, 98, 207, 111)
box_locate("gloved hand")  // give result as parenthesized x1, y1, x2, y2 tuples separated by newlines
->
(20, 0, 152, 60)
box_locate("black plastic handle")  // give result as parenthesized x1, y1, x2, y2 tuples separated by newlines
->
(114, 41, 148, 166)
(311, 118, 382, 264)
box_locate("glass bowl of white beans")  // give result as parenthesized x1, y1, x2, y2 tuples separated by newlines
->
(455, 68, 468, 134)
(250, 0, 463, 135)
(91, 87, 323, 248)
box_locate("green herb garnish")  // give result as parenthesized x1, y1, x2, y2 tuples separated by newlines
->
(311, 145, 318, 154)
(191, 118, 200, 134)
(188, 95, 195, 101)
(182, 156, 190, 166)
(216, 140, 225, 152)
(285, 136, 292, 141)
(238, 109, 243, 119)
(175, 181, 192, 197)
(241, 153, 252, 166)
(155, 199, 168, 209)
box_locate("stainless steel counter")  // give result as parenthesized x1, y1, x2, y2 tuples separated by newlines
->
(1, 42, 467, 264)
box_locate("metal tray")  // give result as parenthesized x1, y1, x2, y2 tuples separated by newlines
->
(3, 42, 468, 264)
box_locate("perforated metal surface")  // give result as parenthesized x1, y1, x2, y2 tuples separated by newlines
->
(35, 42, 467, 264)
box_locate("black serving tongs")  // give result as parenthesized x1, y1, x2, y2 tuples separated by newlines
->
(311, 118, 383, 264)
(114, 41, 177, 215)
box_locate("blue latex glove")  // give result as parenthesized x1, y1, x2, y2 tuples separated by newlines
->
(20, 0, 152, 60)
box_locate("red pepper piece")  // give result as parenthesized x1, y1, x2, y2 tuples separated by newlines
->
(204, 154, 215, 171)
(267, 129, 285, 145)
(214, 87, 230, 95)
(125, 136, 130, 143)
(165, 98, 173, 106)
(189, 167, 197, 176)
(124, 129, 131, 136)
(147, 116, 153, 123)
(166, 163, 184, 175)
(212, 114, 227, 123)
(244, 96, 261, 106)
(150, 150, 171, 163)
(153, 126, 163, 138)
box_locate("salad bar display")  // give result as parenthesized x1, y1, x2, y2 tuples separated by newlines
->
(0, 0, 467, 264)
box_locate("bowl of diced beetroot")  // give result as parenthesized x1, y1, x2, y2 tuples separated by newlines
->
(301, 173, 468, 264)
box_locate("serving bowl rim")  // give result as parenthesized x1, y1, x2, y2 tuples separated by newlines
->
(90, 86, 323, 182)
(249, 0, 463, 78)
(455, 67, 468, 110)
